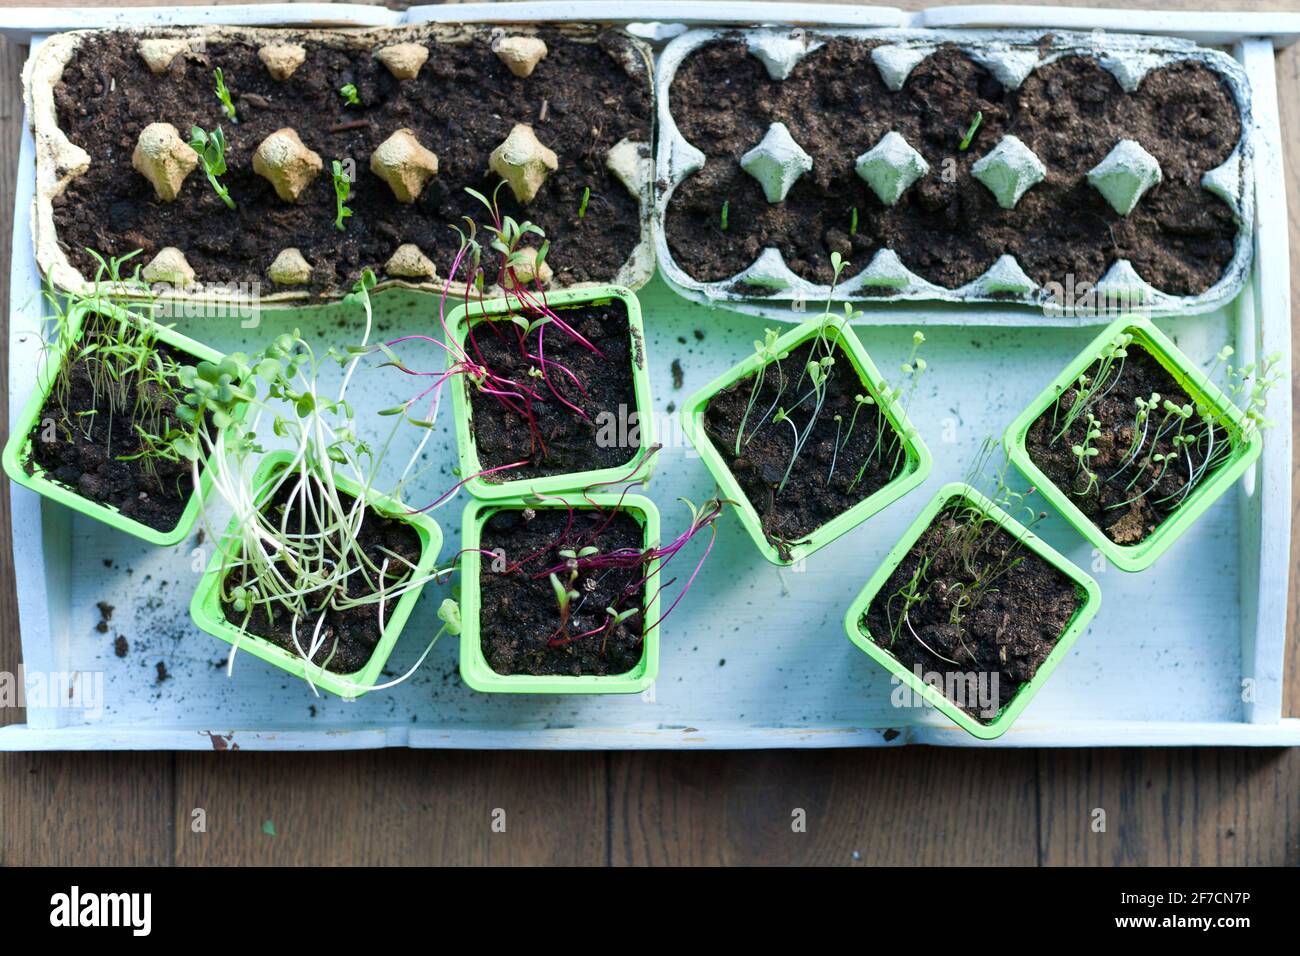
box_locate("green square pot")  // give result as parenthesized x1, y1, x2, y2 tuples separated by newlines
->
(448, 285, 656, 500)
(458, 492, 661, 694)
(189, 451, 444, 699)
(843, 482, 1102, 740)
(2, 300, 228, 547)
(680, 316, 932, 566)
(1002, 314, 1264, 573)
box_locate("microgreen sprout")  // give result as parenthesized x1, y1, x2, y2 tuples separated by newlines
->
(577, 186, 591, 221)
(849, 206, 859, 235)
(36, 250, 201, 495)
(369, 184, 607, 498)
(189, 126, 235, 210)
(879, 438, 1045, 653)
(339, 83, 360, 106)
(530, 491, 732, 651)
(720, 199, 730, 232)
(958, 110, 983, 151)
(734, 328, 786, 455)
(331, 159, 353, 232)
(1070, 413, 1102, 496)
(181, 272, 449, 696)
(213, 68, 237, 123)
(1043, 332, 1284, 533)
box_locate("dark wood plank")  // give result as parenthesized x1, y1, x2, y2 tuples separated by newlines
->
(0, 35, 24, 728)
(1038, 749, 1300, 865)
(1276, 41, 1300, 720)
(0, 752, 174, 865)
(173, 751, 608, 865)
(610, 749, 1040, 865)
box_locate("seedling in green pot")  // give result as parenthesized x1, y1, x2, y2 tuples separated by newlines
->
(681, 251, 931, 565)
(185, 272, 445, 698)
(1004, 315, 1282, 571)
(844, 439, 1101, 739)
(3, 250, 235, 544)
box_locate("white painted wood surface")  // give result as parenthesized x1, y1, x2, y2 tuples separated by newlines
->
(1, 7, 1296, 750)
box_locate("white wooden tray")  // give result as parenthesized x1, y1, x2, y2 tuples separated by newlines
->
(1, 3, 1296, 749)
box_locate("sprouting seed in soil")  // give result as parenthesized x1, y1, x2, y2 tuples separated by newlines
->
(331, 159, 353, 232)
(577, 186, 591, 221)
(720, 199, 730, 232)
(213, 68, 237, 123)
(189, 126, 235, 210)
(849, 206, 859, 235)
(339, 83, 360, 107)
(1070, 413, 1102, 497)
(958, 111, 983, 151)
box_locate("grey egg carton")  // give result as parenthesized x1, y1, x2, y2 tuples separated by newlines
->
(654, 27, 1255, 321)
(25, 23, 656, 309)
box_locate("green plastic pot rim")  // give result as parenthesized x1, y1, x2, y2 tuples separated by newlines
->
(1, 299, 228, 547)
(448, 285, 657, 501)
(458, 492, 661, 694)
(1002, 313, 1264, 573)
(842, 481, 1102, 741)
(680, 314, 932, 566)
(188, 450, 444, 700)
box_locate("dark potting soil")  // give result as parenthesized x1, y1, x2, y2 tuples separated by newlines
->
(26, 317, 200, 532)
(52, 27, 651, 295)
(467, 299, 641, 481)
(219, 480, 422, 675)
(478, 506, 647, 676)
(702, 336, 907, 557)
(666, 38, 1240, 296)
(1024, 343, 1230, 546)
(863, 505, 1082, 722)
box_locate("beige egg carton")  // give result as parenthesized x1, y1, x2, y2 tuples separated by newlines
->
(24, 23, 656, 309)
(654, 27, 1255, 320)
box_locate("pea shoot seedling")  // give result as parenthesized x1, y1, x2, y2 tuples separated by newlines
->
(331, 160, 353, 231)
(213, 68, 237, 123)
(189, 126, 235, 210)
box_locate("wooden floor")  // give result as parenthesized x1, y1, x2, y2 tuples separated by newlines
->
(1, 0, 1298, 866)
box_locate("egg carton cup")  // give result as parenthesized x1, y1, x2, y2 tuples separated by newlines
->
(654, 27, 1255, 324)
(24, 23, 656, 310)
